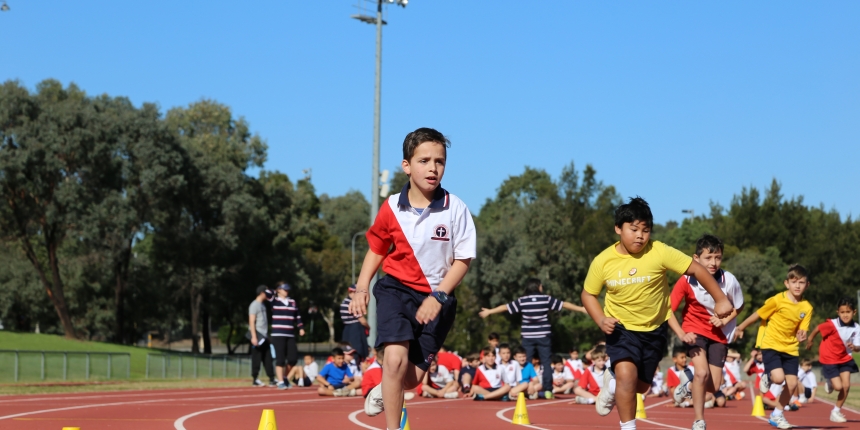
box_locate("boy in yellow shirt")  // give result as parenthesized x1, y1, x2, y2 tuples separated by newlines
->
(736, 264, 813, 429)
(581, 197, 733, 430)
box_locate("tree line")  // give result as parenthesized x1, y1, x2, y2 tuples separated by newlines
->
(2, 80, 857, 358)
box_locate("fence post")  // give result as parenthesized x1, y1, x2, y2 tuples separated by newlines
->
(235, 357, 240, 377)
(14, 351, 19, 382)
(41, 351, 45, 380)
(127, 354, 130, 379)
(162, 355, 166, 378)
(146, 354, 150, 379)
(107, 354, 112, 379)
(178, 355, 183, 379)
(209, 356, 213, 378)
(223, 356, 226, 377)
(63, 353, 67, 380)
(194, 354, 198, 379)
(86, 353, 90, 380)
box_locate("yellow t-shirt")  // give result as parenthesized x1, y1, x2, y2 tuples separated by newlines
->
(756, 291, 813, 356)
(584, 240, 693, 332)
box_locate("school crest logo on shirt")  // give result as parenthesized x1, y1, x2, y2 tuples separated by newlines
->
(800, 312, 806, 319)
(629, 268, 637, 276)
(431, 224, 450, 241)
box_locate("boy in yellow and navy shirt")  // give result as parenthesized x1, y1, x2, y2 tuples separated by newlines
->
(736, 264, 813, 429)
(581, 197, 733, 430)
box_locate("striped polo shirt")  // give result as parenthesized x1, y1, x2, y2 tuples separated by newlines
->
(340, 297, 359, 325)
(507, 294, 563, 338)
(265, 291, 303, 337)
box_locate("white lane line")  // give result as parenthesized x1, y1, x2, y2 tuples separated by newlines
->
(0, 391, 315, 420)
(0, 387, 266, 403)
(346, 398, 462, 430)
(493, 398, 576, 430)
(814, 397, 860, 415)
(174, 396, 350, 430)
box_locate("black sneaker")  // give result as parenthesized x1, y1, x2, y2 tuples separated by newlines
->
(268, 380, 278, 387)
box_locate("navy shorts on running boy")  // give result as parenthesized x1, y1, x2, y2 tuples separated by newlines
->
(761, 349, 798, 376)
(374, 275, 457, 371)
(822, 359, 860, 379)
(606, 321, 668, 385)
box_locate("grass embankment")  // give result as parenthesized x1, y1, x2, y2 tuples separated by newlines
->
(0, 332, 248, 395)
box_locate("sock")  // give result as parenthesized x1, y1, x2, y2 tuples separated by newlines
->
(587, 398, 595, 404)
(772, 409, 783, 417)
(833, 406, 841, 412)
(609, 379, 616, 395)
(770, 383, 784, 399)
(790, 395, 798, 403)
(620, 419, 636, 430)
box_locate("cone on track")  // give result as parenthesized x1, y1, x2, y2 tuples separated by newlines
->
(751, 395, 766, 417)
(258, 409, 277, 430)
(62, 428, 80, 430)
(512, 392, 531, 425)
(635, 394, 647, 419)
(401, 401, 411, 430)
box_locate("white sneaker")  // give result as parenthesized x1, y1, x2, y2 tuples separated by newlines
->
(673, 371, 691, 404)
(333, 388, 346, 397)
(575, 395, 591, 404)
(759, 374, 770, 394)
(529, 393, 538, 400)
(824, 380, 833, 394)
(564, 388, 572, 395)
(422, 391, 433, 398)
(364, 384, 384, 416)
(348, 388, 357, 397)
(595, 368, 616, 416)
(830, 409, 847, 423)
(404, 392, 416, 400)
(768, 414, 792, 429)
(444, 392, 459, 399)
(704, 399, 714, 409)
(692, 420, 706, 430)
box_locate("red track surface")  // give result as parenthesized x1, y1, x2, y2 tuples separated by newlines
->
(1, 386, 858, 429)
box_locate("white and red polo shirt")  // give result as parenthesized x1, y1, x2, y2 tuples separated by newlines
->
(722, 360, 741, 387)
(666, 364, 693, 389)
(565, 358, 584, 379)
(473, 363, 504, 390)
(499, 360, 521, 386)
(670, 269, 744, 343)
(747, 359, 765, 388)
(578, 365, 606, 396)
(817, 318, 860, 365)
(366, 184, 477, 293)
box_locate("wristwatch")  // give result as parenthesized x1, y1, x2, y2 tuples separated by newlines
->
(430, 290, 449, 305)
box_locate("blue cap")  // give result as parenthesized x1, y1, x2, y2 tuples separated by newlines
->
(277, 283, 291, 291)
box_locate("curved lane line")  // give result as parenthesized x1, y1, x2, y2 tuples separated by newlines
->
(174, 397, 349, 430)
(345, 398, 464, 430)
(493, 398, 574, 430)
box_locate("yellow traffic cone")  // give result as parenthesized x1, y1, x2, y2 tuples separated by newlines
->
(400, 401, 411, 430)
(751, 395, 766, 417)
(512, 392, 531, 425)
(258, 409, 277, 430)
(635, 394, 647, 419)
(62, 428, 80, 430)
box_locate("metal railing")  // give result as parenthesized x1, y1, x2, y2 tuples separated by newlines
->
(145, 353, 250, 379)
(0, 350, 130, 382)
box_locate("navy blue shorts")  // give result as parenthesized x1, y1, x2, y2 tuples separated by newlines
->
(761, 349, 798, 376)
(822, 359, 860, 380)
(373, 275, 457, 371)
(605, 321, 668, 385)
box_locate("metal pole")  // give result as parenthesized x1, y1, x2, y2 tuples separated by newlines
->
(86, 354, 90, 380)
(107, 354, 112, 379)
(223, 356, 227, 377)
(162, 356, 166, 378)
(209, 356, 213, 378)
(127, 354, 130, 379)
(146, 354, 150, 379)
(41, 352, 45, 380)
(194, 355, 198, 378)
(63, 353, 67, 380)
(351, 231, 366, 285)
(14, 351, 19, 382)
(366, 0, 384, 354)
(179, 355, 183, 379)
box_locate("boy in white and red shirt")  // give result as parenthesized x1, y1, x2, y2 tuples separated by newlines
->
(421, 356, 458, 398)
(468, 347, 511, 401)
(551, 355, 576, 395)
(666, 348, 692, 400)
(574, 347, 608, 404)
(498, 344, 522, 389)
(362, 347, 383, 398)
(718, 349, 746, 404)
(669, 235, 744, 428)
(566, 347, 584, 381)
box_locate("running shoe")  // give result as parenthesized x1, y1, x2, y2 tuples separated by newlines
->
(529, 393, 539, 400)
(404, 392, 416, 400)
(692, 420, 706, 430)
(768, 414, 792, 429)
(704, 399, 714, 409)
(759, 374, 770, 394)
(575, 396, 591, 404)
(444, 392, 459, 399)
(824, 380, 833, 394)
(473, 394, 485, 401)
(422, 391, 433, 398)
(674, 370, 691, 404)
(543, 391, 554, 400)
(277, 382, 289, 390)
(268, 380, 278, 387)
(253, 379, 266, 387)
(364, 384, 384, 416)
(595, 368, 616, 416)
(830, 409, 847, 423)
(501, 394, 511, 402)
(787, 403, 799, 412)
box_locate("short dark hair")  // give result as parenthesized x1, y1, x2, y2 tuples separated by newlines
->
(695, 234, 724, 256)
(837, 296, 856, 311)
(499, 343, 511, 352)
(465, 353, 480, 362)
(514, 346, 527, 355)
(402, 127, 450, 161)
(488, 332, 500, 341)
(614, 196, 653, 229)
(786, 264, 809, 281)
(551, 355, 563, 365)
(481, 346, 495, 357)
(256, 285, 268, 295)
(332, 347, 344, 357)
(524, 278, 542, 295)
(569, 346, 579, 353)
(672, 347, 686, 358)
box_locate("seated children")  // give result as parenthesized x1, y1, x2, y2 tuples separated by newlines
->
(510, 346, 542, 399)
(719, 349, 746, 404)
(286, 354, 318, 387)
(317, 347, 361, 397)
(794, 358, 816, 405)
(437, 345, 462, 392)
(498, 344, 522, 393)
(666, 348, 691, 406)
(480, 333, 502, 364)
(566, 347, 584, 381)
(574, 346, 608, 404)
(421, 356, 459, 398)
(459, 353, 480, 394)
(361, 347, 383, 398)
(468, 347, 511, 401)
(647, 367, 666, 398)
(551, 355, 576, 395)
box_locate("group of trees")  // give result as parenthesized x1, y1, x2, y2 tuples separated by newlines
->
(2, 80, 858, 359)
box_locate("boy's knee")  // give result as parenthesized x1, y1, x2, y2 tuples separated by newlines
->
(317, 387, 329, 396)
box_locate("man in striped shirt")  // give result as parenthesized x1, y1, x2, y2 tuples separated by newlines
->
(340, 284, 369, 360)
(266, 282, 305, 389)
(479, 278, 586, 396)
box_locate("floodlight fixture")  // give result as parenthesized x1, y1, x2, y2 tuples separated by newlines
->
(681, 209, 695, 218)
(1, 2, 10, 12)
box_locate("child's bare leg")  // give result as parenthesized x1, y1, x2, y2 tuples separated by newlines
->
(528, 380, 542, 395)
(469, 385, 490, 398)
(317, 385, 335, 396)
(483, 384, 512, 400)
(779, 374, 796, 410)
(613, 360, 640, 423)
(573, 386, 596, 400)
(560, 381, 575, 394)
(422, 384, 441, 397)
(510, 382, 529, 397)
(383, 342, 425, 430)
(460, 373, 473, 391)
(688, 348, 709, 421)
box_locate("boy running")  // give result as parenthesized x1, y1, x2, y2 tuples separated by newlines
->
(669, 234, 744, 430)
(736, 264, 813, 429)
(581, 197, 733, 430)
(350, 128, 476, 430)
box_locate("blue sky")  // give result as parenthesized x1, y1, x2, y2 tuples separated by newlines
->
(2, 1, 858, 224)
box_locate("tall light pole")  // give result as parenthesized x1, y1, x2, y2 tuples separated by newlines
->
(351, 0, 407, 348)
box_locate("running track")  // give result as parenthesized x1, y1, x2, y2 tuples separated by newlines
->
(1, 386, 858, 429)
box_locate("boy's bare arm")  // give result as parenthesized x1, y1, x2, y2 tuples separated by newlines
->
(734, 311, 761, 339)
(315, 375, 330, 388)
(685, 261, 732, 318)
(249, 314, 258, 346)
(804, 327, 820, 350)
(479, 304, 507, 318)
(581, 291, 616, 334)
(416, 259, 471, 324)
(562, 302, 587, 313)
(349, 250, 386, 317)
(668, 312, 695, 344)
(709, 308, 738, 328)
